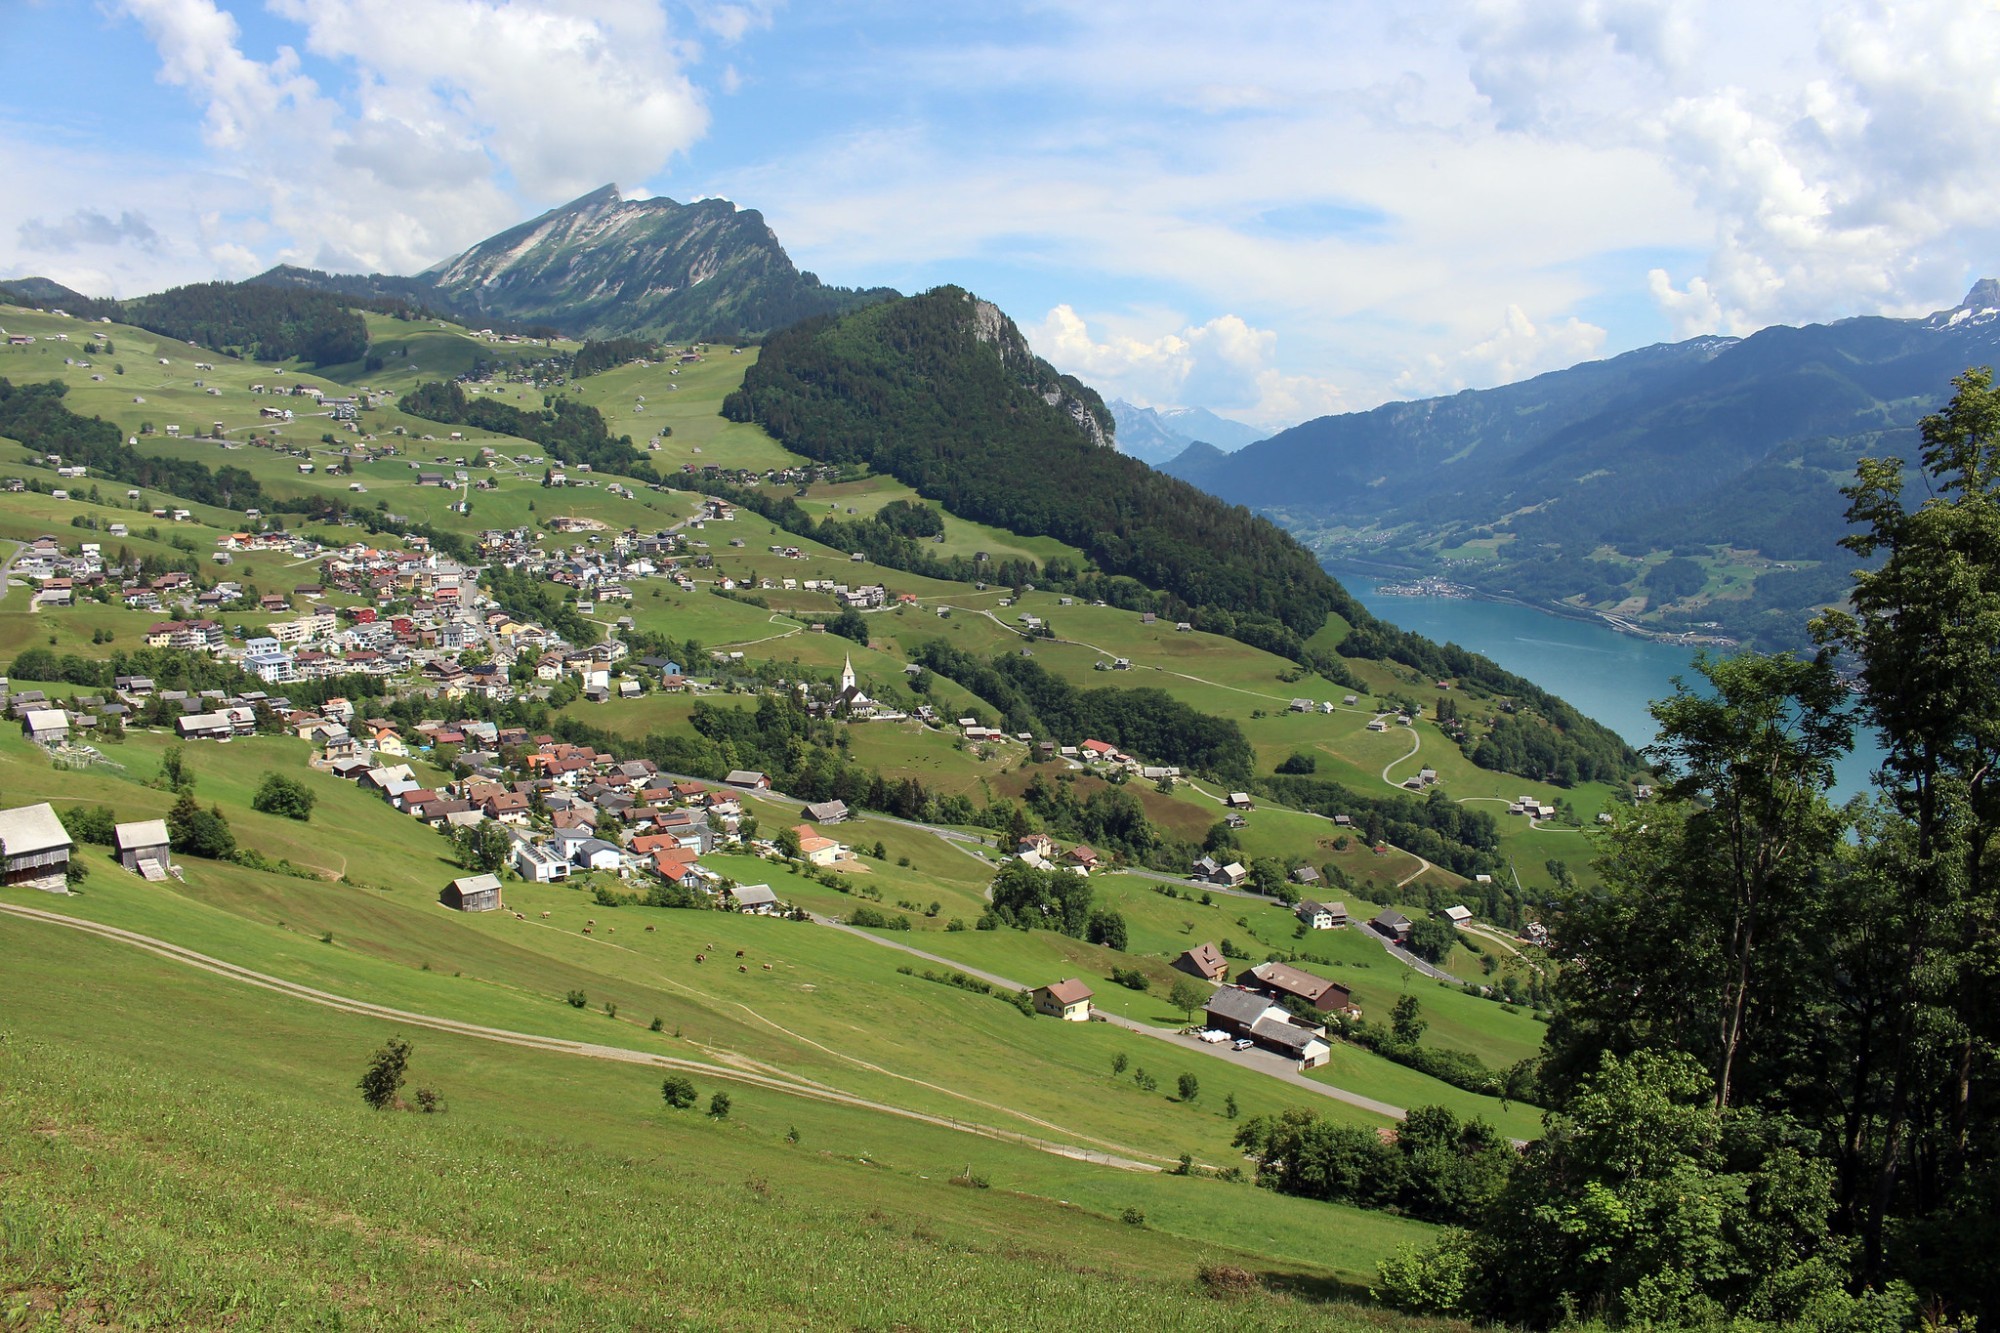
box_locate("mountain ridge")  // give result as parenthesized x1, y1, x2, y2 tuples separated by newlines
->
(1165, 283, 2000, 650)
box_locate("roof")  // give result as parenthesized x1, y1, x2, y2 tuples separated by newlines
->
(0, 802, 74, 856)
(1181, 941, 1227, 971)
(1250, 1015, 1325, 1054)
(1205, 986, 1275, 1026)
(22, 708, 68, 730)
(803, 799, 848, 821)
(730, 883, 778, 907)
(1039, 977, 1095, 1005)
(724, 769, 768, 786)
(1248, 960, 1346, 1004)
(114, 819, 170, 851)
(449, 873, 502, 895)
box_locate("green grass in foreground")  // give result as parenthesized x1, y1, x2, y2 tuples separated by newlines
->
(0, 911, 1449, 1332)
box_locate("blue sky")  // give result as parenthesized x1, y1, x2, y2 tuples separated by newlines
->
(6, 0, 1999, 426)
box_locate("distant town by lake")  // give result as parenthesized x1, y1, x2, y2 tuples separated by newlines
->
(1340, 571, 1883, 804)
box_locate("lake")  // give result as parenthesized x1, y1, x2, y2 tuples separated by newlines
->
(1339, 573, 1883, 803)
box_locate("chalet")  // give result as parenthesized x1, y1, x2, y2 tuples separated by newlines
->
(440, 874, 503, 912)
(1065, 843, 1100, 871)
(1294, 900, 1340, 930)
(1212, 861, 1248, 888)
(803, 799, 849, 825)
(1032, 978, 1095, 1021)
(1290, 865, 1321, 888)
(1172, 941, 1230, 983)
(21, 708, 69, 746)
(1371, 908, 1413, 943)
(725, 769, 771, 791)
(0, 803, 74, 892)
(792, 825, 847, 867)
(113, 819, 172, 880)
(1224, 792, 1254, 810)
(1441, 904, 1474, 928)
(728, 883, 781, 915)
(1240, 960, 1355, 1014)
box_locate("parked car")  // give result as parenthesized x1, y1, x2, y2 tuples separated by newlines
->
(1231, 1037, 1255, 1051)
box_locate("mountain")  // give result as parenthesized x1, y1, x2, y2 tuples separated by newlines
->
(722, 285, 1638, 780)
(0, 276, 99, 309)
(1166, 283, 2000, 651)
(1107, 399, 1270, 465)
(254, 185, 895, 341)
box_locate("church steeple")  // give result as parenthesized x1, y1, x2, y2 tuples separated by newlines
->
(840, 653, 857, 694)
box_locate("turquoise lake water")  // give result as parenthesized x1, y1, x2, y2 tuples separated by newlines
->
(1339, 573, 1883, 803)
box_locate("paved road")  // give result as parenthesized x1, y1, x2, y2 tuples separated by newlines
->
(810, 910, 1410, 1122)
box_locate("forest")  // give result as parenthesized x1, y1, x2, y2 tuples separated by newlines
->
(0, 378, 265, 508)
(398, 379, 658, 479)
(119, 281, 370, 366)
(1369, 370, 2000, 1331)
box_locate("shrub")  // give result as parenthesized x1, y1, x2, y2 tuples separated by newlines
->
(565, 989, 588, 1008)
(359, 1036, 411, 1110)
(1177, 1073, 1200, 1103)
(708, 1091, 732, 1119)
(1110, 966, 1150, 992)
(251, 772, 316, 821)
(1121, 1206, 1146, 1226)
(661, 1075, 697, 1109)
(1198, 1265, 1259, 1298)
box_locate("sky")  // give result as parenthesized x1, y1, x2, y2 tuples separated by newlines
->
(4, 0, 1999, 428)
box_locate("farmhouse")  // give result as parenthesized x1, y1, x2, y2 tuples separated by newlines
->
(1371, 908, 1413, 943)
(21, 708, 69, 746)
(1032, 978, 1095, 1021)
(1240, 960, 1355, 1014)
(1441, 904, 1474, 928)
(725, 769, 771, 791)
(727, 883, 781, 915)
(1201, 986, 1332, 1068)
(440, 873, 503, 912)
(802, 799, 849, 825)
(113, 819, 172, 880)
(1172, 941, 1230, 983)
(1294, 899, 1347, 930)
(0, 802, 74, 892)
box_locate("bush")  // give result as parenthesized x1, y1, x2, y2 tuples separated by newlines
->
(251, 772, 316, 821)
(708, 1091, 732, 1118)
(1197, 1264, 1259, 1298)
(1110, 966, 1150, 992)
(58, 804, 117, 846)
(566, 989, 588, 1008)
(1177, 1073, 1200, 1103)
(1121, 1206, 1146, 1225)
(660, 1075, 697, 1109)
(359, 1035, 411, 1109)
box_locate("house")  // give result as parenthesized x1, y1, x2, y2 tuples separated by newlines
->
(1224, 792, 1254, 810)
(440, 873, 503, 912)
(803, 799, 849, 825)
(1202, 986, 1333, 1069)
(512, 840, 570, 883)
(1441, 904, 1474, 928)
(728, 883, 781, 915)
(1295, 900, 1338, 931)
(1172, 941, 1230, 983)
(21, 708, 69, 746)
(1371, 908, 1413, 943)
(1212, 861, 1248, 888)
(1290, 865, 1321, 888)
(792, 824, 846, 866)
(0, 803, 74, 892)
(1064, 843, 1100, 871)
(113, 819, 172, 880)
(725, 769, 771, 791)
(1032, 978, 1095, 1021)
(1240, 960, 1354, 1014)
(1017, 832, 1056, 859)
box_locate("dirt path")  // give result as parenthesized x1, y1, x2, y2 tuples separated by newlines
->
(0, 901, 1160, 1172)
(1380, 725, 1423, 788)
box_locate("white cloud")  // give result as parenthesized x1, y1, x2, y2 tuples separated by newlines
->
(1029, 305, 1344, 425)
(93, 0, 714, 278)
(1393, 305, 1609, 396)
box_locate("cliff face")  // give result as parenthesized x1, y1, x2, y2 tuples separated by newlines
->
(418, 186, 894, 340)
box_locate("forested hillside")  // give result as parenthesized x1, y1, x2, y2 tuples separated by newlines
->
(726, 287, 1639, 783)
(120, 281, 373, 367)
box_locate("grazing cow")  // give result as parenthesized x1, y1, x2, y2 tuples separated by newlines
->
(587, 919, 596, 927)
(582, 927, 592, 935)
(514, 912, 525, 920)
(645, 925, 655, 933)
(762, 963, 773, 971)
(738, 965, 747, 973)
(695, 954, 705, 963)
(541, 911, 551, 919)
(736, 950, 745, 958)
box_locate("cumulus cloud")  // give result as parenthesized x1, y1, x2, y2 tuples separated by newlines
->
(106, 0, 716, 275)
(1030, 305, 1344, 424)
(17, 209, 162, 254)
(1394, 305, 1609, 396)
